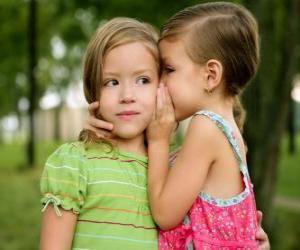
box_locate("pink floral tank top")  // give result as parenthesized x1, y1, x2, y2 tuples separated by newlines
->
(159, 111, 258, 250)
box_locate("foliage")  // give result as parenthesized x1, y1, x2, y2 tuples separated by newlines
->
(0, 0, 28, 116)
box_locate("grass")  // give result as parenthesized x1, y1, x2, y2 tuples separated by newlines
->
(276, 134, 300, 198)
(271, 133, 300, 250)
(0, 141, 60, 171)
(0, 141, 60, 250)
(272, 208, 300, 250)
(0, 167, 41, 249)
(0, 135, 299, 249)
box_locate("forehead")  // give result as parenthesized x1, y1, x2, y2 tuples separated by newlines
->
(104, 42, 158, 70)
(107, 42, 155, 59)
(159, 38, 187, 62)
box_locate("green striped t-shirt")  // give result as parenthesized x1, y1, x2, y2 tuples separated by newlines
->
(40, 142, 158, 250)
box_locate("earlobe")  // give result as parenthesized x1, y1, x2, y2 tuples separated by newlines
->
(205, 59, 223, 91)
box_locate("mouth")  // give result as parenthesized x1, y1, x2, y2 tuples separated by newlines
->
(116, 110, 140, 121)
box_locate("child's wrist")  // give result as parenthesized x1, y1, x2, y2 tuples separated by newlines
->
(148, 139, 169, 148)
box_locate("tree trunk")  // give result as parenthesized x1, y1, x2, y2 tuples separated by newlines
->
(288, 98, 296, 154)
(53, 104, 62, 142)
(27, 0, 37, 168)
(243, 0, 299, 232)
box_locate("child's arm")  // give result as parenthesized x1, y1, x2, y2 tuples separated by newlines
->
(40, 206, 77, 250)
(40, 143, 87, 249)
(256, 211, 270, 250)
(147, 85, 216, 230)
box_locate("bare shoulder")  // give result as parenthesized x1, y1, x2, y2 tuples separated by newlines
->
(177, 115, 222, 164)
(185, 114, 222, 147)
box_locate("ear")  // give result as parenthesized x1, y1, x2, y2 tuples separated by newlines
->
(204, 59, 223, 91)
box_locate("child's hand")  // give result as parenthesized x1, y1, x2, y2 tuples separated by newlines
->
(147, 84, 175, 144)
(83, 101, 114, 139)
(256, 211, 270, 250)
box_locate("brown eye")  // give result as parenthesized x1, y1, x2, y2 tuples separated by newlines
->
(104, 79, 118, 87)
(136, 77, 150, 85)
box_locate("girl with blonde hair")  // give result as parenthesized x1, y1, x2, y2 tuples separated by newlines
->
(40, 17, 160, 250)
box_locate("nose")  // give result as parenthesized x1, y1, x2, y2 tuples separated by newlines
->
(119, 83, 136, 104)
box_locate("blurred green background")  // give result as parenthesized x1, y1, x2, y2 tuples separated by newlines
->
(1, 0, 300, 249)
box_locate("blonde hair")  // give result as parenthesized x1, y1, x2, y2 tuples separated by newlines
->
(160, 2, 260, 130)
(79, 17, 159, 144)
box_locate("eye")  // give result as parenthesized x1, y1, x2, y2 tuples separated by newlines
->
(104, 79, 119, 87)
(136, 76, 150, 85)
(163, 66, 175, 74)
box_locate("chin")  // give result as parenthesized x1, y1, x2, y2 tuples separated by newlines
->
(113, 126, 145, 140)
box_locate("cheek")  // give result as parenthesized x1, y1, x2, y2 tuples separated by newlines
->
(99, 95, 108, 108)
(140, 89, 156, 114)
(145, 93, 156, 111)
(162, 72, 175, 86)
(165, 82, 178, 102)
(161, 73, 168, 84)
(99, 93, 115, 117)
(164, 72, 181, 93)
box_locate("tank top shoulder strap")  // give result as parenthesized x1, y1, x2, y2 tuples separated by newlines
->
(193, 110, 247, 174)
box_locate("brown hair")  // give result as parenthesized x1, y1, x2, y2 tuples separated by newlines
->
(160, 2, 260, 130)
(79, 17, 159, 144)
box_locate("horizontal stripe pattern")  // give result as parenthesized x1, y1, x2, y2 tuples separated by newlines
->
(40, 142, 157, 250)
(82, 206, 151, 216)
(87, 193, 149, 204)
(75, 233, 157, 244)
(87, 180, 147, 190)
(77, 219, 156, 230)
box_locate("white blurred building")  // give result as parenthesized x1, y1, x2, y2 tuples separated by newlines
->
(1, 82, 88, 143)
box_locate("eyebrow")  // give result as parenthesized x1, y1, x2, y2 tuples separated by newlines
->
(103, 68, 156, 77)
(102, 72, 119, 77)
(132, 69, 156, 75)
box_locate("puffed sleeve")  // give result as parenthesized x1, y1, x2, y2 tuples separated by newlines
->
(40, 142, 88, 216)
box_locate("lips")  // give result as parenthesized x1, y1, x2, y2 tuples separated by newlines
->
(116, 110, 140, 120)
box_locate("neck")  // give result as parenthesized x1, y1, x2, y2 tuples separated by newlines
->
(201, 94, 235, 122)
(115, 134, 147, 156)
